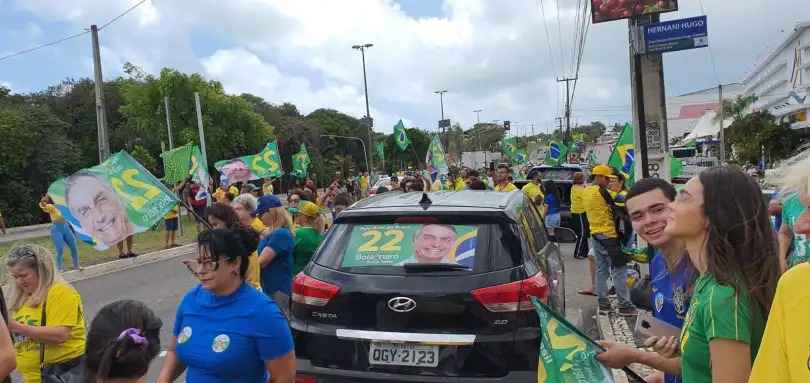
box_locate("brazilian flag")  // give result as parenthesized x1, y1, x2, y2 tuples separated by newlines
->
(394, 120, 410, 151)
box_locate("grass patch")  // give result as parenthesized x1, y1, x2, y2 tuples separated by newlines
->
(0, 216, 201, 271)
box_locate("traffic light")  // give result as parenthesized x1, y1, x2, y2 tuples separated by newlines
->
(503, 121, 511, 130)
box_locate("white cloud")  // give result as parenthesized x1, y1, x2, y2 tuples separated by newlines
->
(0, 81, 12, 92)
(7, 0, 809, 136)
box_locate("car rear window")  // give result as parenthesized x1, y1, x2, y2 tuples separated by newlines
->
(313, 220, 522, 275)
(540, 168, 580, 181)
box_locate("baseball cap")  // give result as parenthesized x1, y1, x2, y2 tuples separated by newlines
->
(299, 201, 319, 218)
(245, 184, 259, 191)
(253, 195, 282, 215)
(592, 165, 617, 178)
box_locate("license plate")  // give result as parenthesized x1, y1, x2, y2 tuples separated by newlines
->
(369, 342, 439, 367)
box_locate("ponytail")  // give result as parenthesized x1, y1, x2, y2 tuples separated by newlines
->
(86, 300, 161, 381)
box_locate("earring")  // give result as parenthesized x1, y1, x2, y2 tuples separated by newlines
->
(231, 270, 239, 277)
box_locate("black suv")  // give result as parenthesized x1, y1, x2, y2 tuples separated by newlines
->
(515, 164, 588, 228)
(291, 190, 577, 382)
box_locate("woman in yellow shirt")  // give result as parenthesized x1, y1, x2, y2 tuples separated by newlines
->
(38, 195, 80, 272)
(6, 244, 86, 383)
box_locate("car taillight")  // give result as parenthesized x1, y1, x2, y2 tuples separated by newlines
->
(471, 273, 548, 312)
(295, 375, 318, 383)
(292, 273, 340, 307)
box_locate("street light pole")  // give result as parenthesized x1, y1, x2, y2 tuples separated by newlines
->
(352, 43, 374, 172)
(473, 109, 482, 125)
(435, 89, 448, 149)
(473, 109, 482, 167)
(321, 134, 369, 177)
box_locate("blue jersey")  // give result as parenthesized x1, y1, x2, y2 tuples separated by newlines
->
(649, 252, 691, 383)
(174, 283, 294, 383)
(257, 228, 294, 295)
(544, 193, 560, 215)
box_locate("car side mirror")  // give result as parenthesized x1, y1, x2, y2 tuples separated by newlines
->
(550, 227, 577, 244)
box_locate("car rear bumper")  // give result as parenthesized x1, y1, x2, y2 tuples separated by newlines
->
(295, 358, 537, 382)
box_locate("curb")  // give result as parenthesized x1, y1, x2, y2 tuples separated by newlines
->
(595, 298, 655, 382)
(3, 244, 195, 296)
(3, 223, 51, 235)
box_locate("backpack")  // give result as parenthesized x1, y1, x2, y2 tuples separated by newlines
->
(598, 187, 633, 246)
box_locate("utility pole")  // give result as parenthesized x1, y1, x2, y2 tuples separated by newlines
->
(718, 84, 725, 163)
(194, 92, 212, 206)
(629, 14, 670, 181)
(474, 109, 482, 125)
(557, 77, 577, 144)
(91, 24, 110, 162)
(556, 117, 564, 133)
(435, 90, 448, 149)
(164, 96, 174, 150)
(352, 44, 375, 172)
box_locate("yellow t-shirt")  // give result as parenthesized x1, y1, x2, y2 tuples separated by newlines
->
(360, 176, 369, 190)
(13, 283, 86, 383)
(246, 252, 262, 291)
(521, 182, 544, 204)
(164, 205, 179, 220)
(570, 185, 586, 214)
(213, 188, 228, 202)
(494, 182, 518, 192)
(262, 183, 274, 196)
(229, 186, 239, 195)
(750, 263, 810, 382)
(454, 178, 466, 191)
(251, 218, 266, 233)
(39, 203, 64, 223)
(582, 184, 617, 237)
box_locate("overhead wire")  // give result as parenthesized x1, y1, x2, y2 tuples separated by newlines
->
(697, 0, 721, 85)
(555, 0, 565, 77)
(0, 0, 147, 62)
(539, 0, 561, 78)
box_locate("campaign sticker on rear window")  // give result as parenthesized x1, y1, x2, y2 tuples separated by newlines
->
(341, 223, 478, 267)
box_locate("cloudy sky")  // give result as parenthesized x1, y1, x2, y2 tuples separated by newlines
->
(0, 0, 806, 135)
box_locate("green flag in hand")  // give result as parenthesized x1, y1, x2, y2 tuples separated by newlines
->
(670, 155, 684, 178)
(532, 297, 614, 383)
(513, 149, 529, 164)
(394, 120, 410, 151)
(377, 141, 385, 161)
(607, 123, 635, 184)
(544, 140, 568, 165)
(292, 143, 310, 178)
(501, 137, 519, 159)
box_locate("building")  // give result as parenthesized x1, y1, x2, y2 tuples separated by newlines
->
(666, 83, 743, 143)
(741, 21, 810, 134)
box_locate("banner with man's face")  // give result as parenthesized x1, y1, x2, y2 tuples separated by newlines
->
(214, 141, 284, 184)
(341, 223, 478, 268)
(48, 151, 180, 250)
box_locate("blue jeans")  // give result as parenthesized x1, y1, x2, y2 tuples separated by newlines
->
(544, 213, 561, 228)
(51, 222, 79, 269)
(591, 234, 633, 308)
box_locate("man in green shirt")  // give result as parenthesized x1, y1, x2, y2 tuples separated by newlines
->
(678, 272, 765, 383)
(292, 201, 324, 276)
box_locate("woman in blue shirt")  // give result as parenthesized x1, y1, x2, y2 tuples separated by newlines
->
(158, 227, 295, 383)
(254, 195, 295, 318)
(542, 180, 562, 230)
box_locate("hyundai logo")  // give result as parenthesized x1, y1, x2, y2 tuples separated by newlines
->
(387, 297, 416, 313)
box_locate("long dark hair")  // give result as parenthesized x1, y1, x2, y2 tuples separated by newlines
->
(698, 166, 779, 316)
(205, 203, 240, 228)
(543, 180, 561, 208)
(85, 300, 162, 381)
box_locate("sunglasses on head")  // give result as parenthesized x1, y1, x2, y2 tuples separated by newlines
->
(9, 246, 35, 261)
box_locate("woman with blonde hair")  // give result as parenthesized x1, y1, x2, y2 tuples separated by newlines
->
(5, 244, 86, 383)
(750, 155, 810, 382)
(254, 195, 295, 318)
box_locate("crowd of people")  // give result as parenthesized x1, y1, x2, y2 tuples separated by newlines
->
(2, 154, 809, 382)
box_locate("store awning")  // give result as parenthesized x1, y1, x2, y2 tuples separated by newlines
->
(683, 110, 733, 142)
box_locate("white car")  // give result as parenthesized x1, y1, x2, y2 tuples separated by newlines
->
(369, 176, 392, 195)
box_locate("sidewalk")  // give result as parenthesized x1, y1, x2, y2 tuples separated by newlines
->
(596, 297, 655, 383)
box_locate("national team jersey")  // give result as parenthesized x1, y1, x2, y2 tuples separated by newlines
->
(649, 252, 691, 383)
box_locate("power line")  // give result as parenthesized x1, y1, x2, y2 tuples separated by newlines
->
(697, 0, 721, 85)
(0, 31, 90, 62)
(539, 0, 560, 78)
(0, 0, 147, 62)
(555, 0, 565, 76)
(99, 0, 147, 30)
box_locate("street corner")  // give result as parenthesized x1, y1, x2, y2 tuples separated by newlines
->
(62, 243, 196, 283)
(596, 297, 656, 382)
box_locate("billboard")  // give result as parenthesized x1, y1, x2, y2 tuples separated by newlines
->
(591, 0, 678, 24)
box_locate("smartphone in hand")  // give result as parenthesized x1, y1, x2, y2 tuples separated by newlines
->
(634, 312, 681, 339)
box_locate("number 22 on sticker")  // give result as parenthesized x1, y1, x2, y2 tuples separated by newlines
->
(358, 230, 404, 252)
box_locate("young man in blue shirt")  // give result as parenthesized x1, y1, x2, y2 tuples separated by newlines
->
(595, 178, 692, 383)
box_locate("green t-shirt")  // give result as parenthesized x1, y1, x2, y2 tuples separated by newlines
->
(292, 227, 324, 276)
(783, 194, 810, 269)
(679, 273, 766, 383)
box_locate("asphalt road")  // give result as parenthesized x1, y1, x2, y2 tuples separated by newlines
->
(10, 243, 596, 382)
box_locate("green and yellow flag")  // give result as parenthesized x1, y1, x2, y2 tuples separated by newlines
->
(607, 123, 687, 185)
(291, 143, 310, 178)
(394, 120, 410, 151)
(533, 297, 614, 383)
(544, 140, 568, 165)
(502, 137, 519, 159)
(377, 141, 385, 162)
(214, 141, 284, 182)
(514, 149, 529, 164)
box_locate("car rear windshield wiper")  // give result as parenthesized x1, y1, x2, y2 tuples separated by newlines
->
(403, 263, 471, 272)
